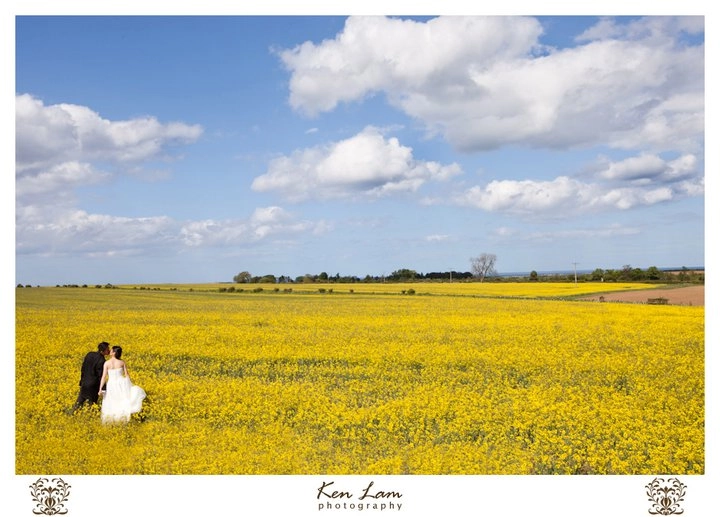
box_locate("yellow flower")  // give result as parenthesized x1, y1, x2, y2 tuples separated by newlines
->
(15, 284, 703, 474)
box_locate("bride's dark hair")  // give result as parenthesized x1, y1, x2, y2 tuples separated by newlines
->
(112, 346, 123, 359)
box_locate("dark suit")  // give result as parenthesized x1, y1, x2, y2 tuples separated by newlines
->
(73, 351, 106, 408)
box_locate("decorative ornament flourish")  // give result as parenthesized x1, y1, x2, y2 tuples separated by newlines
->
(29, 477, 71, 515)
(646, 477, 686, 515)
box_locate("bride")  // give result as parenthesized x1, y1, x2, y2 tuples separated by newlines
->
(98, 346, 146, 424)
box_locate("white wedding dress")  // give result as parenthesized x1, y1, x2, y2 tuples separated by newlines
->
(101, 368, 146, 424)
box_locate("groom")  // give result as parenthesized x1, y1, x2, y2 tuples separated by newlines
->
(72, 341, 111, 411)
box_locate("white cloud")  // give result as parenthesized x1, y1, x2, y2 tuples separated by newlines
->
(16, 95, 81, 174)
(453, 149, 702, 217)
(15, 95, 327, 258)
(16, 94, 203, 173)
(598, 153, 697, 184)
(251, 126, 461, 201)
(15, 95, 206, 257)
(458, 176, 588, 215)
(676, 177, 705, 197)
(425, 234, 450, 242)
(250, 206, 291, 224)
(280, 16, 543, 117)
(16, 205, 329, 256)
(599, 154, 667, 182)
(16, 161, 109, 203)
(280, 16, 703, 153)
(456, 176, 692, 217)
(180, 208, 328, 247)
(16, 94, 206, 228)
(15, 209, 177, 256)
(576, 16, 704, 43)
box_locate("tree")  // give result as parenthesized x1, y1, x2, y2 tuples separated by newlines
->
(389, 268, 417, 281)
(470, 253, 497, 282)
(619, 264, 633, 281)
(646, 266, 661, 281)
(233, 271, 252, 283)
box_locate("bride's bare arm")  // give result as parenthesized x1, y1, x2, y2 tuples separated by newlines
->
(98, 362, 109, 394)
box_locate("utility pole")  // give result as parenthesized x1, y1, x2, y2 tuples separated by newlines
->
(572, 262, 579, 286)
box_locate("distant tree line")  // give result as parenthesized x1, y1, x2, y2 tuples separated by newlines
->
(583, 265, 703, 284)
(522, 265, 703, 284)
(231, 253, 492, 285)
(232, 264, 703, 285)
(17, 260, 702, 288)
(232, 269, 476, 284)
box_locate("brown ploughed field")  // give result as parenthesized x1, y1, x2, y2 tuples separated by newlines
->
(581, 285, 704, 306)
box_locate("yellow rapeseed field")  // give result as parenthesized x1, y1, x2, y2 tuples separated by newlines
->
(15, 284, 703, 475)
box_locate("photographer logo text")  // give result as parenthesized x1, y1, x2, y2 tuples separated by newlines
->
(318, 480, 403, 512)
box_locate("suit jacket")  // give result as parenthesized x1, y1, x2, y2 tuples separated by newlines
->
(79, 351, 106, 388)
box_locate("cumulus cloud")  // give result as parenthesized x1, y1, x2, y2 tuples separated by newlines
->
(457, 177, 590, 215)
(180, 207, 330, 247)
(16, 94, 203, 174)
(16, 205, 328, 257)
(279, 16, 703, 153)
(454, 176, 676, 215)
(280, 16, 543, 117)
(251, 126, 461, 201)
(576, 16, 704, 43)
(15, 94, 205, 256)
(16, 161, 109, 204)
(15, 95, 328, 258)
(597, 153, 697, 184)
(16, 94, 205, 212)
(15, 209, 178, 257)
(451, 149, 702, 217)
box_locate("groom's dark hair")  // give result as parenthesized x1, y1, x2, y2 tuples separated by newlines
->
(97, 342, 110, 353)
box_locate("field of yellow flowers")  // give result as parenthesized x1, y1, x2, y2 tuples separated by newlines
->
(15, 284, 704, 475)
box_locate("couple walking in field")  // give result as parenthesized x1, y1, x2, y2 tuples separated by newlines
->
(73, 341, 146, 424)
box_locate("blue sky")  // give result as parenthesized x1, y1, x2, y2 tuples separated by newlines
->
(13, 13, 707, 284)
